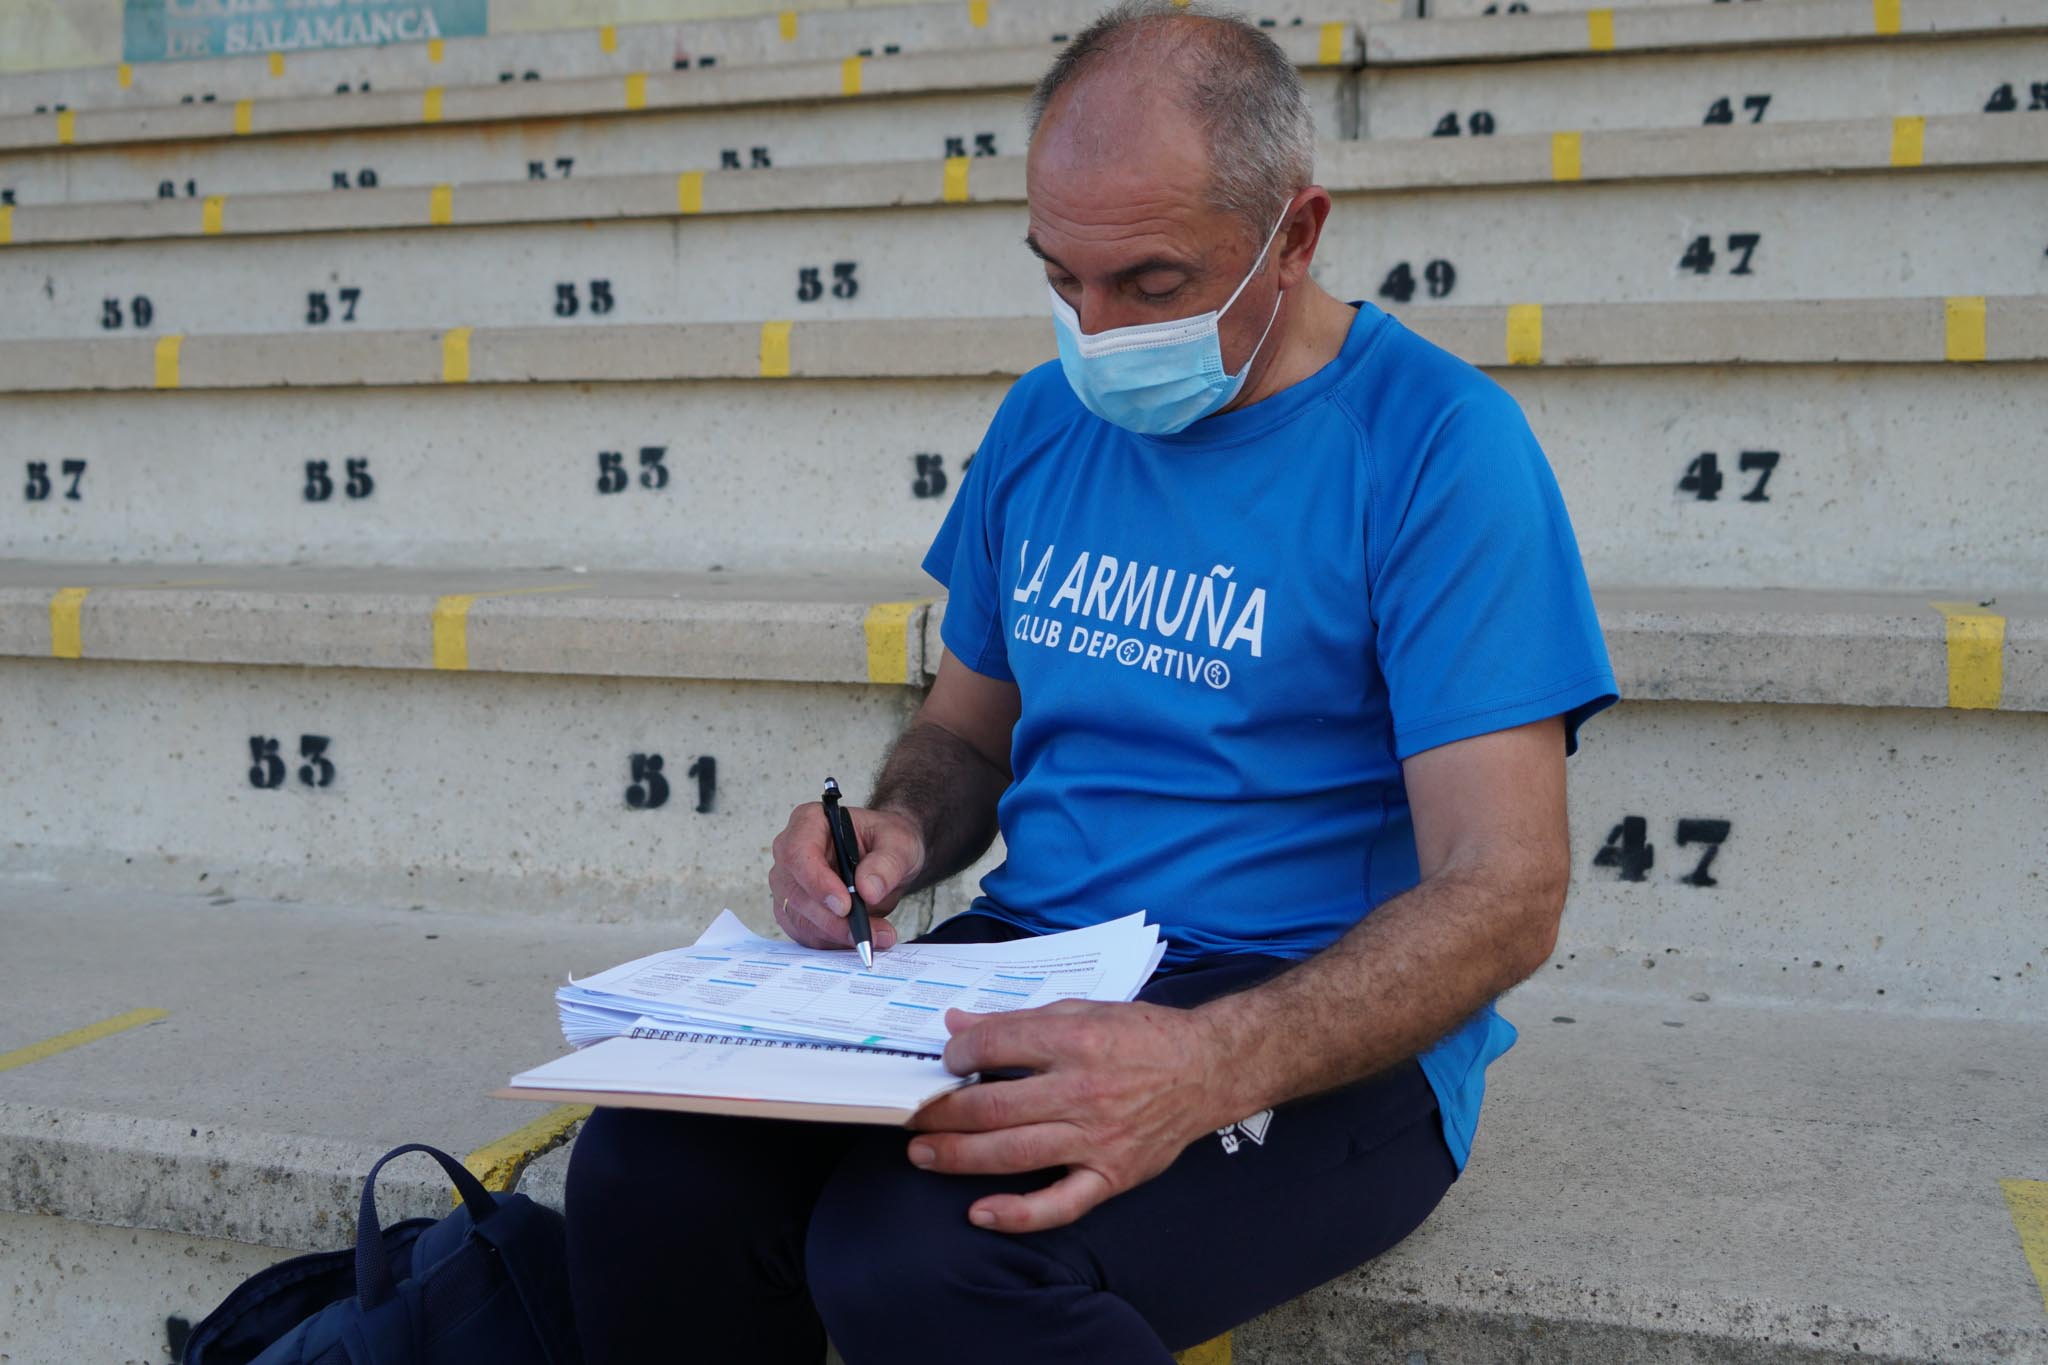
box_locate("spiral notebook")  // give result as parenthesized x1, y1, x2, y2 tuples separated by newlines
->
(494, 1021, 976, 1124)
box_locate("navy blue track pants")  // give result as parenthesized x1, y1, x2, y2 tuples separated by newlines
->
(563, 911, 1459, 1364)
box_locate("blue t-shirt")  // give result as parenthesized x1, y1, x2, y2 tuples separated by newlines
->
(919, 300, 1619, 1171)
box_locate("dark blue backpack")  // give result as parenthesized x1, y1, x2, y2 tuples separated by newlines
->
(183, 1142, 582, 1365)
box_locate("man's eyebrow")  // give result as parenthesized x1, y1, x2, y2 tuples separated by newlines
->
(1023, 234, 1200, 282)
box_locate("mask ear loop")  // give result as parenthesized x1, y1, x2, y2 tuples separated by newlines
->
(1222, 203, 1296, 381)
(1216, 202, 1295, 320)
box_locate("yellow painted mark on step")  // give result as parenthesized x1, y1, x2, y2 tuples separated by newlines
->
(1317, 22, 1345, 65)
(1873, 0, 1901, 33)
(760, 320, 793, 377)
(154, 334, 183, 389)
(779, 10, 799, 41)
(969, 0, 990, 27)
(0, 206, 12, 246)
(423, 86, 444, 123)
(117, 62, 133, 89)
(49, 587, 89, 659)
(441, 326, 472, 383)
(57, 109, 75, 144)
(599, 23, 617, 52)
(427, 37, 444, 63)
(624, 71, 648, 110)
(677, 170, 704, 214)
(841, 55, 864, 95)
(1173, 1333, 1231, 1365)
(2003, 1179, 2048, 1314)
(233, 99, 252, 134)
(1506, 304, 1543, 365)
(462, 1104, 591, 1200)
(431, 586, 587, 671)
(864, 601, 929, 684)
(1889, 115, 1925, 167)
(943, 155, 970, 202)
(0, 1007, 168, 1073)
(1931, 601, 2004, 710)
(49, 579, 231, 658)
(429, 183, 453, 225)
(1945, 295, 1986, 363)
(268, 51, 285, 77)
(1587, 8, 1615, 51)
(201, 195, 225, 234)
(1551, 131, 1582, 182)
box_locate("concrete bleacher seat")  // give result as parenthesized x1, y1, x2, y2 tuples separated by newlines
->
(4, 0, 2046, 1360)
(1364, 0, 2047, 135)
(0, 0, 1400, 119)
(5, 116, 2043, 337)
(0, 23, 1360, 209)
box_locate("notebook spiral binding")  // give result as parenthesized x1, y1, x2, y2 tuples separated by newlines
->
(625, 1025, 936, 1061)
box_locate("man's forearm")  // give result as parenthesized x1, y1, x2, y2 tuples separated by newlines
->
(1193, 867, 1562, 1122)
(868, 719, 1008, 898)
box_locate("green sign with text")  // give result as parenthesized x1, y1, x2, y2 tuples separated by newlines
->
(123, 0, 487, 64)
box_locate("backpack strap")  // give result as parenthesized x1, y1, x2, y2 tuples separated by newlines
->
(355, 1144, 500, 1310)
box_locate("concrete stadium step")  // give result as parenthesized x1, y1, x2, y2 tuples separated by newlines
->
(1363, 0, 2046, 136)
(4, 117, 2041, 340)
(4, 300, 2044, 588)
(3, 884, 2044, 1362)
(0, 562, 941, 925)
(1, 562, 2041, 1013)
(0, 1, 1379, 117)
(1423, 0, 1797, 15)
(0, 25, 1359, 209)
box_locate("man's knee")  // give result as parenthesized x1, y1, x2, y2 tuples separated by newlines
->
(805, 1140, 1080, 1344)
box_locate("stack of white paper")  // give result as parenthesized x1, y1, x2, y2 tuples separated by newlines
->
(555, 908, 1168, 1057)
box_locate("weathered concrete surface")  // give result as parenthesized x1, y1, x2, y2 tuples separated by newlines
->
(0, 561, 946, 684)
(3, 884, 2044, 1363)
(8, 115, 2036, 249)
(1363, 34, 2046, 137)
(4, 567, 2039, 709)
(7, 161, 2041, 337)
(1, 580, 2042, 965)
(0, 1209, 287, 1365)
(1367, 0, 2035, 63)
(0, 654, 928, 926)
(5, 362, 2044, 591)
(5, 298, 2046, 396)
(0, 0, 1332, 115)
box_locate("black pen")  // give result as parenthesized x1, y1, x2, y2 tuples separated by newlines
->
(819, 777, 874, 969)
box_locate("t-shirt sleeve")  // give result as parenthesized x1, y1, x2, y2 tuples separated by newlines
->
(919, 404, 1015, 684)
(1369, 382, 1619, 761)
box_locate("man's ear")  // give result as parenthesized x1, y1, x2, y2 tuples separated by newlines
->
(1275, 188, 1333, 290)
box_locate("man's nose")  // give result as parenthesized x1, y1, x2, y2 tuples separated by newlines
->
(1072, 289, 1162, 336)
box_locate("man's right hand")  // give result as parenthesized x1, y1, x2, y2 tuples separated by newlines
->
(767, 801, 926, 951)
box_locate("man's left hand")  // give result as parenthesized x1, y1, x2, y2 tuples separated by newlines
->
(904, 999, 1239, 1234)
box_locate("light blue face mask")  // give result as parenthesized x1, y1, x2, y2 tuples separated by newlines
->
(1047, 209, 1290, 436)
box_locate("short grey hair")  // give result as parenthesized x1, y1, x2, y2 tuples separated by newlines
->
(1026, 0, 1317, 239)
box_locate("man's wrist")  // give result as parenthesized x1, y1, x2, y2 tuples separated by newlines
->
(1185, 989, 1278, 1127)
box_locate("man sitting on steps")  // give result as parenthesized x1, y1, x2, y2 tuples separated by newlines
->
(563, 3, 1618, 1359)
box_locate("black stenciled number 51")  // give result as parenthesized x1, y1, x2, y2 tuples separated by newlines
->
(626, 752, 716, 813)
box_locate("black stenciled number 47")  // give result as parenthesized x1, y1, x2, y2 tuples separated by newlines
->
(1593, 816, 1730, 886)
